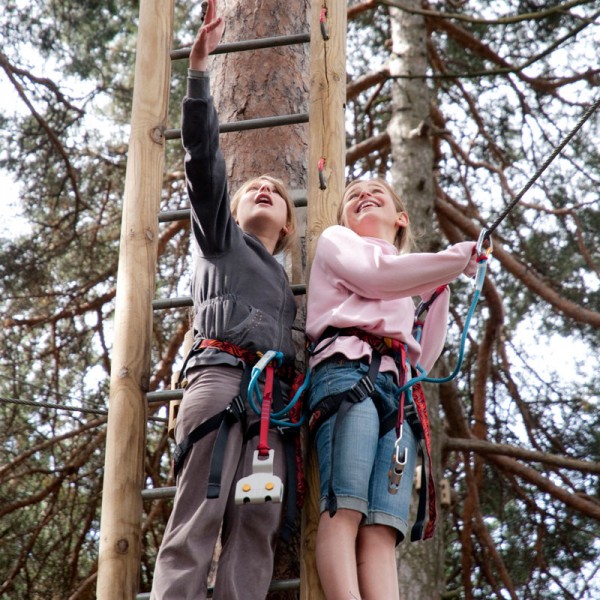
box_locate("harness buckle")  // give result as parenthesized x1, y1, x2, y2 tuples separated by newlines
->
(404, 399, 418, 422)
(172, 445, 183, 466)
(225, 394, 246, 429)
(347, 376, 375, 404)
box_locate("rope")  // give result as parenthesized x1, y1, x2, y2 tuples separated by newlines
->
(0, 395, 168, 422)
(398, 257, 489, 392)
(486, 95, 600, 237)
(247, 350, 308, 428)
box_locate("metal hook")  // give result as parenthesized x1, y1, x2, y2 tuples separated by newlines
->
(388, 435, 408, 494)
(476, 228, 493, 259)
(320, 7, 330, 41)
(318, 157, 327, 190)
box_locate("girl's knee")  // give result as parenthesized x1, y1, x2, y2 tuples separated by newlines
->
(321, 507, 362, 526)
(357, 523, 396, 549)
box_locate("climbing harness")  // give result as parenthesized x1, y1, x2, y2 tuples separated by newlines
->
(236, 356, 284, 504)
(171, 338, 306, 539)
(235, 350, 308, 505)
(309, 329, 407, 516)
(237, 349, 309, 538)
(307, 233, 494, 540)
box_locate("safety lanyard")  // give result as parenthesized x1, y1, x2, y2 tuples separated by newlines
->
(256, 363, 275, 457)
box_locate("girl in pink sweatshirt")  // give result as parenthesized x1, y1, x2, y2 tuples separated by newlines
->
(306, 177, 477, 600)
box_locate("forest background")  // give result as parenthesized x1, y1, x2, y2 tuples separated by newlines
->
(1, 1, 599, 599)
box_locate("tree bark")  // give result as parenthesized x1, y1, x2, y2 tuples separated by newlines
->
(212, 0, 310, 193)
(388, 2, 446, 597)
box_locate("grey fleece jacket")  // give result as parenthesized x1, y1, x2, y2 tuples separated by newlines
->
(182, 74, 297, 366)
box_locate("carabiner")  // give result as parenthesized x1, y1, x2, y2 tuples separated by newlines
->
(476, 229, 493, 260)
(388, 436, 408, 494)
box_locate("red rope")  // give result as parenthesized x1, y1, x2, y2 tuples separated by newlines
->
(256, 364, 275, 457)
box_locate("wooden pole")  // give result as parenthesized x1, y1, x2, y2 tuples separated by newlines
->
(301, 1, 347, 598)
(96, 1, 174, 598)
(305, 0, 347, 263)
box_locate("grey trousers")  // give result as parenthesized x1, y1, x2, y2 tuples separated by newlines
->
(150, 365, 287, 600)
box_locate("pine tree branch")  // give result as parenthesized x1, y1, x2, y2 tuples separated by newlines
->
(432, 13, 598, 90)
(346, 67, 390, 103)
(345, 131, 390, 164)
(435, 194, 600, 328)
(348, 0, 377, 20)
(444, 436, 600, 474)
(0, 418, 105, 479)
(380, 0, 594, 26)
(4, 290, 116, 327)
(0, 52, 88, 221)
(488, 452, 600, 520)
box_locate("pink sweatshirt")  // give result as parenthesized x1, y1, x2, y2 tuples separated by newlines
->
(306, 225, 478, 380)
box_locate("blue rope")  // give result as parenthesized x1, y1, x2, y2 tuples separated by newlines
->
(398, 256, 488, 393)
(247, 350, 308, 427)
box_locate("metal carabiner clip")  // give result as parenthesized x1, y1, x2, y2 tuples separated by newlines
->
(476, 229, 493, 260)
(388, 434, 408, 495)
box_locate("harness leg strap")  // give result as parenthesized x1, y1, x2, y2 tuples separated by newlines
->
(173, 411, 225, 479)
(206, 393, 246, 498)
(325, 352, 381, 517)
(206, 365, 251, 499)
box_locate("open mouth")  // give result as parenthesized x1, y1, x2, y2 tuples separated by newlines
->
(356, 199, 380, 213)
(255, 193, 273, 206)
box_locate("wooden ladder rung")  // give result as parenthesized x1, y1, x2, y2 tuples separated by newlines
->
(135, 577, 300, 599)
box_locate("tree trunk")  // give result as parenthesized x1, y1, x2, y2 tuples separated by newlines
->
(208, 1, 310, 597)
(388, 2, 446, 597)
(212, 0, 309, 194)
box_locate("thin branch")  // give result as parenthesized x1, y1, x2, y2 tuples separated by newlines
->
(347, 67, 390, 103)
(435, 195, 600, 328)
(380, 0, 594, 26)
(0, 52, 88, 222)
(444, 436, 600, 474)
(346, 132, 390, 165)
(488, 453, 600, 519)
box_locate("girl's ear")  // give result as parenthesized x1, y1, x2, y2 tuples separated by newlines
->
(279, 225, 289, 239)
(395, 212, 409, 229)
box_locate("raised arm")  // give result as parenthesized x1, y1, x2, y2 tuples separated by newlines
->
(189, 0, 224, 71)
(183, 0, 236, 255)
(315, 225, 477, 300)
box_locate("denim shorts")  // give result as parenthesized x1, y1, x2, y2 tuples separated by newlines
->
(309, 358, 417, 540)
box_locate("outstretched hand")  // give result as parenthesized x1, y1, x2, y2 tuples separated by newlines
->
(189, 0, 224, 71)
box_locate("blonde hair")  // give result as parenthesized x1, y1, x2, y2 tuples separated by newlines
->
(231, 175, 298, 255)
(338, 178, 413, 252)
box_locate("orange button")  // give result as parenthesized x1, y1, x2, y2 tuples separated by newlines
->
(242, 483, 251, 492)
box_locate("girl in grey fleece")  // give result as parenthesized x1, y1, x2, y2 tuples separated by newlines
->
(151, 2, 298, 598)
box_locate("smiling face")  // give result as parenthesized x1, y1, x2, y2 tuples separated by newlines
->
(231, 175, 297, 254)
(339, 179, 410, 250)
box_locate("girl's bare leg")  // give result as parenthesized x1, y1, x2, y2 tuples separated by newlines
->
(356, 524, 399, 600)
(316, 509, 363, 600)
